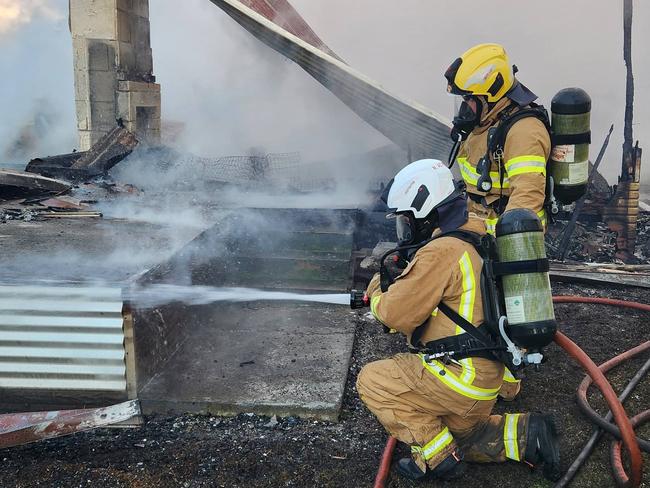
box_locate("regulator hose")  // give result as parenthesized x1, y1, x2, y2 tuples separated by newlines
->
(372, 296, 649, 488)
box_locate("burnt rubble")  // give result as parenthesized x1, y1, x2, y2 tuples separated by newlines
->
(546, 211, 650, 264)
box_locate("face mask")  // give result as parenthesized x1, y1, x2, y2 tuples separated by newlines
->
(394, 213, 438, 249)
(450, 95, 482, 142)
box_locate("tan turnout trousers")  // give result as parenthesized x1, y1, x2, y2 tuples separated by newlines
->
(357, 354, 529, 471)
(360, 216, 529, 471)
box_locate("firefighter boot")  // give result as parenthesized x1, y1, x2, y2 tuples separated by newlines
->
(396, 450, 465, 481)
(524, 414, 561, 481)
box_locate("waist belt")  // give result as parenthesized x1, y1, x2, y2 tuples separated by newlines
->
(410, 331, 500, 361)
(469, 192, 509, 213)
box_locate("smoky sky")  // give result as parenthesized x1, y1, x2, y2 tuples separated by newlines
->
(1, 0, 648, 188)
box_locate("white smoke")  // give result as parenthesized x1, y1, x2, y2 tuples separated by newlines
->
(0, 0, 75, 167)
(0, 0, 62, 36)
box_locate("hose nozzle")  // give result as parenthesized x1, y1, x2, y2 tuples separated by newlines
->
(350, 290, 369, 309)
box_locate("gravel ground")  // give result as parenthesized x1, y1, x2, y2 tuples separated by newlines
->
(2, 283, 649, 488)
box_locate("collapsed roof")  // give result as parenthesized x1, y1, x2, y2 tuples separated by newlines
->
(208, 0, 454, 161)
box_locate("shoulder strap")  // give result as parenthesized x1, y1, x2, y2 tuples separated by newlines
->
(489, 104, 551, 155)
(409, 230, 494, 349)
(437, 229, 482, 250)
(437, 302, 495, 347)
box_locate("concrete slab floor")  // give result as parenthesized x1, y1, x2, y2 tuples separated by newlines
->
(137, 301, 356, 421)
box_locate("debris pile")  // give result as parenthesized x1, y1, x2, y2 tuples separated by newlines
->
(0, 169, 71, 201)
(26, 126, 138, 181)
(547, 211, 650, 264)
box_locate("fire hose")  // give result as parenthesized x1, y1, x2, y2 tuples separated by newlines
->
(372, 296, 650, 488)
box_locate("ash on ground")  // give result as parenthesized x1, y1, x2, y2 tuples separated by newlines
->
(3, 283, 649, 488)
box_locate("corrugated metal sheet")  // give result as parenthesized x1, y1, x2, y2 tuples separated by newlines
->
(238, 0, 341, 59)
(0, 285, 126, 392)
(208, 0, 454, 161)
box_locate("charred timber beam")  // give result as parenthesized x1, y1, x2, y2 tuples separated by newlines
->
(71, 126, 138, 173)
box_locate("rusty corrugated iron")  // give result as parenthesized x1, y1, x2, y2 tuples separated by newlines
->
(208, 0, 453, 161)
(238, 0, 340, 59)
(0, 400, 140, 449)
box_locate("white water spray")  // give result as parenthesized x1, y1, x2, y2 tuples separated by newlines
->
(126, 284, 350, 308)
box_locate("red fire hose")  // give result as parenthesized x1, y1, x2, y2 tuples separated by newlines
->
(373, 436, 397, 488)
(373, 296, 649, 488)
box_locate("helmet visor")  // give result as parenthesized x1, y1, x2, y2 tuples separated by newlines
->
(395, 214, 415, 244)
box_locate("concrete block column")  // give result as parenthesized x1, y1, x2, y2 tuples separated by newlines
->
(70, 0, 160, 150)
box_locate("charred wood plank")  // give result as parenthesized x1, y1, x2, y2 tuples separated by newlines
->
(71, 126, 138, 173)
(0, 169, 71, 201)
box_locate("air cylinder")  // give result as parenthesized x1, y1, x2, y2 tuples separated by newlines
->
(549, 87, 591, 204)
(496, 209, 557, 352)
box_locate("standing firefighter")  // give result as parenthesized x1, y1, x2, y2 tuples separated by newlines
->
(356, 160, 560, 482)
(444, 43, 552, 399)
(445, 43, 550, 235)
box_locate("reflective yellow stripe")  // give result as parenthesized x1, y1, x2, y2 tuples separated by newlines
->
(370, 295, 381, 319)
(420, 355, 500, 401)
(486, 217, 498, 236)
(458, 252, 476, 384)
(503, 367, 520, 384)
(457, 157, 510, 189)
(486, 210, 545, 236)
(431, 307, 438, 317)
(413, 427, 454, 460)
(458, 157, 479, 185)
(504, 413, 521, 461)
(505, 155, 546, 177)
(458, 252, 476, 324)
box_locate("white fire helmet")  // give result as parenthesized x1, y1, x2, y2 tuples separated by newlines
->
(386, 159, 459, 219)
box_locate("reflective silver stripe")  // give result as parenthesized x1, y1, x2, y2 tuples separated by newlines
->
(458, 157, 511, 189)
(485, 218, 498, 235)
(504, 413, 521, 461)
(422, 427, 454, 460)
(421, 355, 500, 400)
(505, 160, 546, 173)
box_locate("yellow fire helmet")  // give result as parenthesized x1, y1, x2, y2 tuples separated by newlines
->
(445, 43, 515, 102)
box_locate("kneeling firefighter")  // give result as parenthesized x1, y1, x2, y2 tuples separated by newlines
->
(356, 160, 560, 482)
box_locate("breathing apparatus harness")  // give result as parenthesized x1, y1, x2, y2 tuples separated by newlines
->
(449, 102, 560, 221)
(376, 229, 549, 372)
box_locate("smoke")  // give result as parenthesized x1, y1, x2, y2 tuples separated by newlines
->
(0, 0, 62, 36)
(0, 0, 75, 168)
(288, 0, 650, 190)
(149, 1, 389, 165)
(2, 0, 650, 287)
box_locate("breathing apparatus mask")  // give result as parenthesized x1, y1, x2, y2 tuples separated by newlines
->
(450, 95, 483, 142)
(394, 212, 438, 249)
